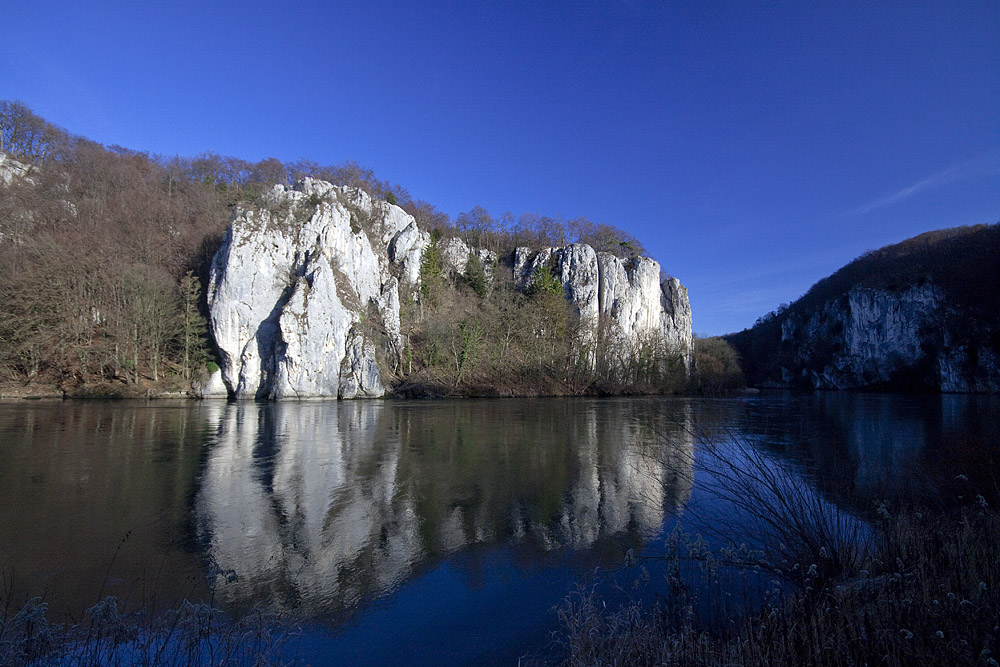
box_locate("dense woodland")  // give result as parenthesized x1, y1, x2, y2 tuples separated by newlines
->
(0, 101, 734, 397)
(726, 224, 1000, 387)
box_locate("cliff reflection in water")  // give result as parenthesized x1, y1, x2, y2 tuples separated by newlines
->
(194, 399, 694, 617)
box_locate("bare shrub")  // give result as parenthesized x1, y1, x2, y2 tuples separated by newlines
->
(0, 594, 299, 666)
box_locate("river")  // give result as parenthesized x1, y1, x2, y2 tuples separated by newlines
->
(1, 393, 997, 664)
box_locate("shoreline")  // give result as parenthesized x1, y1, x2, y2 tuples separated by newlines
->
(0, 380, 756, 401)
(8, 377, 996, 401)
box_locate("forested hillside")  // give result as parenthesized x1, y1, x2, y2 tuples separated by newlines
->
(0, 101, 683, 397)
(726, 224, 1000, 392)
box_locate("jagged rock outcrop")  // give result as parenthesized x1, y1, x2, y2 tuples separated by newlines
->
(513, 245, 693, 371)
(438, 236, 498, 281)
(207, 179, 418, 399)
(660, 277, 694, 364)
(778, 285, 944, 389)
(727, 225, 1000, 393)
(760, 284, 1000, 392)
(386, 220, 428, 286)
(207, 178, 692, 398)
(0, 152, 30, 185)
(192, 368, 229, 398)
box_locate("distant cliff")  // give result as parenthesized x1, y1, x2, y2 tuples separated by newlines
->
(206, 179, 692, 399)
(726, 225, 1000, 392)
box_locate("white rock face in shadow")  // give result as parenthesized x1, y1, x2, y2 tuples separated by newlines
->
(192, 368, 228, 398)
(778, 284, 1000, 391)
(660, 277, 693, 366)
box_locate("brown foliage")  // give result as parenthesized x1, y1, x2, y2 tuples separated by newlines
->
(399, 268, 686, 397)
(691, 336, 745, 394)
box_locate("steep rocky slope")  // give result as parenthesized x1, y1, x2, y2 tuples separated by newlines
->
(512, 245, 692, 371)
(727, 224, 1000, 392)
(207, 180, 418, 398)
(0, 152, 30, 184)
(206, 179, 692, 399)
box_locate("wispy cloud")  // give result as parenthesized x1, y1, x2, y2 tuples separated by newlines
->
(846, 157, 989, 216)
(689, 247, 857, 334)
(701, 287, 793, 314)
(696, 247, 850, 293)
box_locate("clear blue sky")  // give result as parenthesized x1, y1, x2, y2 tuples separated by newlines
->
(2, 1, 997, 335)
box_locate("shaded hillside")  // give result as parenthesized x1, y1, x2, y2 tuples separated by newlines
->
(726, 224, 1000, 392)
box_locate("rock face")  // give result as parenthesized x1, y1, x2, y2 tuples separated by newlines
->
(192, 368, 229, 398)
(727, 225, 1000, 393)
(513, 245, 693, 371)
(439, 237, 498, 282)
(0, 153, 31, 185)
(207, 179, 418, 399)
(773, 285, 1000, 392)
(207, 179, 692, 398)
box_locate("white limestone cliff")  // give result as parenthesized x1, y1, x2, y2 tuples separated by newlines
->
(207, 179, 692, 398)
(513, 245, 693, 371)
(207, 179, 418, 399)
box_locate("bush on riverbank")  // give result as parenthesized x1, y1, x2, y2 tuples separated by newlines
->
(557, 496, 1000, 666)
(690, 336, 745, 395)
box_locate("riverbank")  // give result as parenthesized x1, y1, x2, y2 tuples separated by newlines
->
(557, 500, 1000, 666)
(0, 597, 301, 666)
(0, 377, 752, 401)
(4, 501, 995, 666)
(0, 379, 190, 400)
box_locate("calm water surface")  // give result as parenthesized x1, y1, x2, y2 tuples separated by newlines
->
(1, 394, 997, 664)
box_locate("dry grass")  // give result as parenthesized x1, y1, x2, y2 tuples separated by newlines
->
(556, 431, 1000, 667)
(0, 594, 301, 666)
